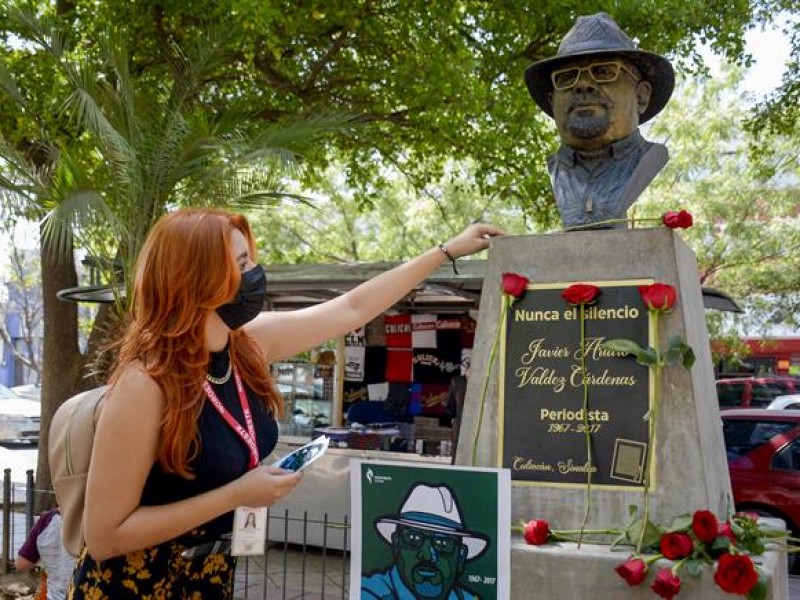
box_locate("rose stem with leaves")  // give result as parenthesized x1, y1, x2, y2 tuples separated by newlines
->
(638, 309, 661, 554)
(578, 301, 592, 548)
(472, 294, 510, 465)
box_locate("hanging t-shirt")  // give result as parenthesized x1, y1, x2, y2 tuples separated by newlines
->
(364, 347, 388, 384)
(408, 383, 424, 416)
(420, 383, 451, 416)
(343, 381, 368, 405)
(383, 383, 410, 416)
(345, 326, 366, 347)
(460, 348, 473, 377)
(412, 347, 462, 384)
(461, 315, 477, 348)
(411, 314, 437, 348)
(367, 382, 390, 402)
(386, 348, 413, 382)
(344, 346, 366, 381)
(385, 314, 412, 348)
(436, 315, 462, 351)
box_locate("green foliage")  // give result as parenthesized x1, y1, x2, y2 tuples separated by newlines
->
(2, 0, 787, 233)
(667, 514, 693, 532)
(247, 158, 529, 264)
(603, 337, 694, 369)
(0, 6, 352, 306)
(0, 0, 797, 361)
(619, 516, 662, 550)
(640, 64, 800, 336)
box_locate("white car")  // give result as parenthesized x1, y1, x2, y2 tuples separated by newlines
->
(766, 394, 800, 411)
(10, 383, 41, 402)
(0, 384, 40, 444)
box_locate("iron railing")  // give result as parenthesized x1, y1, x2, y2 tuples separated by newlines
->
(0, 469, 352, 599)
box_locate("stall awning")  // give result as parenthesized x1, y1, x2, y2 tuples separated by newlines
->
(58, 258, 741, 314)
(264, 260, 485, 312)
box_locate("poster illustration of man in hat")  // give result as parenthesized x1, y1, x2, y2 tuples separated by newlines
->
(524, 12, 675, 228)
(352, 461, 510, 600)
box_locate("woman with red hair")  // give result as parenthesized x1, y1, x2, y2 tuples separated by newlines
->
(68, 208, 502, 599)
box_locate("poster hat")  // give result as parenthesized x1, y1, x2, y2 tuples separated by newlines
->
(375, 484, 488, 560)
(524, 12, 675, 123)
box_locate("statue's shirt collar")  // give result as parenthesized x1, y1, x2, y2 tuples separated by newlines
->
(555, 130, 646, 167)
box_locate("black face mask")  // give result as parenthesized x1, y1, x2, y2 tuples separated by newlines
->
(216, 264, 267, 330)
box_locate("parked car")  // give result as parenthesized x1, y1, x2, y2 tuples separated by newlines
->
(10, 383, 41, 402)
(721, 408, 800, 570)
(766, 394, 800, 411)
(0, 384, 40, 444)
(716, 376, 798, 409)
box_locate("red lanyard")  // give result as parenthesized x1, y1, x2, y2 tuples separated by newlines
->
(202, 366, 259, 469)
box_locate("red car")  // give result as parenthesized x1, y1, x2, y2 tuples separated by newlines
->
(722, 409, 800, 570)
(717, 376, 799, 409)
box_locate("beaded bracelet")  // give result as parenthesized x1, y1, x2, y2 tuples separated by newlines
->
(438, 243, 459, 275)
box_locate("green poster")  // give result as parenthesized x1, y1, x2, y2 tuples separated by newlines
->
(352, 460, 510, 599)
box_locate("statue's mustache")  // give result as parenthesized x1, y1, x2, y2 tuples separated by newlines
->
(568, 93, 612, 112)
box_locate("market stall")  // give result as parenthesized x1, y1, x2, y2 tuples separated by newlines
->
(264, 259, 485, 460)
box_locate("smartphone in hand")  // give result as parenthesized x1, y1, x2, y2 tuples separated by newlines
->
(268, 435, 330, 472)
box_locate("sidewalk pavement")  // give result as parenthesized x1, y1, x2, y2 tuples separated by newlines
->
(234, 544, 349, 600)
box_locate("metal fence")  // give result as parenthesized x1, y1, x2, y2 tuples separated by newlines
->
(0, 469, 352, 600)
(236, 511, 351, 599)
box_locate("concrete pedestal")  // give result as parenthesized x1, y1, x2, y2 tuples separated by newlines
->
(453, 229, 790, 597)
(456, 229, 731, 529)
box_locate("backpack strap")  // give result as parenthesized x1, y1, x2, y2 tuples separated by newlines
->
(64, 390, 104, 476)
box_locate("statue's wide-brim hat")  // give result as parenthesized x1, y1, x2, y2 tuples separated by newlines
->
(525, 12, 675, 123)
(373, 484, 488, 560)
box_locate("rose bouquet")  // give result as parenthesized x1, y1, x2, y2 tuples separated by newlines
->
(612, 510, 799, 599)
(520, 510, 799, 599)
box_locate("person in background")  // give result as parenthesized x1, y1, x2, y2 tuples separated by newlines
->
(17, 507, 75, 600)
(447, 356, 471, 460)
(69, 208, 503, 599)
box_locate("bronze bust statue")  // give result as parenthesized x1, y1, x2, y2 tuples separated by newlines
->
(525, 12, 675, 228)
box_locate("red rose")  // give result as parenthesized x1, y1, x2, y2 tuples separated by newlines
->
(691, 509, 719, 543)
(718, 522, 736, 543)
(638, 283, 676, 313)
(502, 272, 529, 299)
(651, 568, 681, 599)
(662, 210, 693, 229)
(614, 557, 647, 586)
(561, 283, 601, 306)
(522, 519, 550, 545)
(660, 532, 694, 559)
(714, 553, 759, 595)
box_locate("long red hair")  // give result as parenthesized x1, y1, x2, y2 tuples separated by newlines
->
(109, 208, 283, 478)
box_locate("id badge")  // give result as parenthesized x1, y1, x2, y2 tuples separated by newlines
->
(231, 506, 268, 556)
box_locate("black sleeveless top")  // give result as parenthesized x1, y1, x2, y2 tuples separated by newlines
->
(139, 346, 279, 540)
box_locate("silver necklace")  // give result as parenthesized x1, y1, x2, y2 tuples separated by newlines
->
(206, 358, 232, 385)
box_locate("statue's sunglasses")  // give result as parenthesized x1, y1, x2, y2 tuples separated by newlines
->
(399, 527, 460, 554)
(550, 61, 640, 90)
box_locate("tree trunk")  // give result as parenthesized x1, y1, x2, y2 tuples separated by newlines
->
(35, 237, 82, 512)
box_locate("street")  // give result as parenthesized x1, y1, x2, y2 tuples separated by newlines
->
(0, 444, 37, 484)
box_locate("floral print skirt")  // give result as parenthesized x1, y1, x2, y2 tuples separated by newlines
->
(67, 535, 236, 600)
